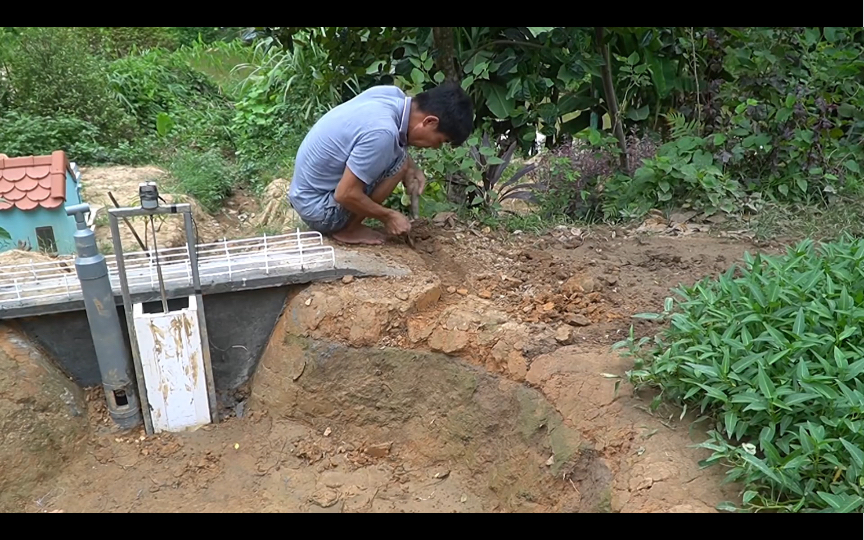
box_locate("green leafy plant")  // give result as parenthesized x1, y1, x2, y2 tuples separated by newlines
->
(416, 132, 539, 214)
(618, 236, 864, 513)
(167, 149, 239, 213)
(704, 27, 864, 204)
(1, 27, 137, 145)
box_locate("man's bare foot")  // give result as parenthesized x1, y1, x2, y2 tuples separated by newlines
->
(332, 224, 386, 245)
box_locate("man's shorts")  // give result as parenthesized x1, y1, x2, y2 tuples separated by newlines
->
(296, 150, 408, 235)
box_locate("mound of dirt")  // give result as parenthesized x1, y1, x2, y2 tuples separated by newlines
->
(253, 178, 304, 232)
(78, 166, 226, 252)
(0, 250, 73, 267)
(0, 324, 89, 512)
(249, 331, 603, 512)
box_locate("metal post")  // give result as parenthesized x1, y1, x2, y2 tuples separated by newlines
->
(65, 203, 142, 430)
(185, 211, 219, 424)
(108, 211, 154, 436)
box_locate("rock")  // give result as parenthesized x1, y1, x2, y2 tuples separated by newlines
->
(310, 488, 341, 508)
(563, 275, 597, 296)
(342, 275, 354, 284)
(555, 325, 573, 345)
(506, 351, 528, 382)
(0, 324, 89, 512)
(428, 328, 470, 354)
(407, 318, 435, 344)
(603, 275, 618, 286)
(409, 281, 442, 313)
(457, 288, 469, 296)
(447, 286, 457, 294)
(308, 500, 344, 513)
(364, 442, 393, 458)
(566, 314, 592, 327)
(396, 291, 409, 301)
(433, 212, 457, 226)
(479, 290, 493, 299)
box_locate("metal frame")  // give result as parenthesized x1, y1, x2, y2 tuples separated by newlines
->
(108, 203, 217, 436)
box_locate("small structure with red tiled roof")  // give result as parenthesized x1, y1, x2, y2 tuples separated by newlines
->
(0, 150, 83, 254)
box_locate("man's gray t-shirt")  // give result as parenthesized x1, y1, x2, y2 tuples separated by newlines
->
(288, 85, 410, 222)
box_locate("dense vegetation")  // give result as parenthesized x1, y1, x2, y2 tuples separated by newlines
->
(2, 26, 864, 513)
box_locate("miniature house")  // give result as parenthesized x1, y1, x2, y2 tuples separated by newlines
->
(0, 151, 83, 255)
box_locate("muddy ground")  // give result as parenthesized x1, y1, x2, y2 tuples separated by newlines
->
(5, 169, 793, 513)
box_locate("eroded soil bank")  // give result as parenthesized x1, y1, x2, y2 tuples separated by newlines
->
(5, 209, 774, 513)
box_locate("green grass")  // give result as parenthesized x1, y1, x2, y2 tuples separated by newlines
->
(751, 196, 864, 243)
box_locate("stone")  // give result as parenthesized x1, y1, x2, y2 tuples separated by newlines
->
(410, 281, 442, 312)
(479, 290, 492, 299)
(364, 442, 393, 458)
(396, 291, 409, 301)
(308, 500, 344, 513)
(457, 288, 469, 296)
(310, 488, 341, 508)
(447, 286, 457, 294)
(407, 317, 435, 344)
(563, 275, 597, 296)
(428, 328, 470, 354)
(341, 275, 354, 284)
(566, 314, 592, 327)
(506, 351, 528, 382)
(555, 325, 573, 345)
(0, 324, 89, 512)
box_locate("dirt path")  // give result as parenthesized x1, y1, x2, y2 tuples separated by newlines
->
(17, 198, 788, 513)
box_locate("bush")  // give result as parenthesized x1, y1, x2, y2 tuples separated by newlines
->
(0, 110, 151, 165)
(167, 149, 239, 213)
(618, 237, 864, 513)
(108, 50, 235, 154)
(1, 27, 136, 145)
(704, 27, 864, 203)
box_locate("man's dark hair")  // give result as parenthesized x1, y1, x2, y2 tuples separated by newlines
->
(415, 82, 474, 146)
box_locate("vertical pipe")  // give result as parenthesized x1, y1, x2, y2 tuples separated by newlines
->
(65, 203, 142, 430)
(185, 211, 219, 424)
(109, 210, 155, 436)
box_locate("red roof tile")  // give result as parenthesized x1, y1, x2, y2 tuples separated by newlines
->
(0, 151, 71, 211)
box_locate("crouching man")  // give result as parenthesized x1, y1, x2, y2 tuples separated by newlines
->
(288, 82, 474, 245)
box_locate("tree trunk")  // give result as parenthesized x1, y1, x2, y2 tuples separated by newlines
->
(594, 27, 630, 173)
(432, 27, 460, 83)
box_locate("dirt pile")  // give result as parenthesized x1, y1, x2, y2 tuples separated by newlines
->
(250, 332, 606, 512)
(0, 324, 89, 512)
(78, 166, 225, 252)
(524, 345, 739, 513)
(0, 249, 72, 267)
(253, 178, 303, 232)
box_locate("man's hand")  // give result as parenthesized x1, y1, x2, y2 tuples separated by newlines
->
(384, 210, 411, 236)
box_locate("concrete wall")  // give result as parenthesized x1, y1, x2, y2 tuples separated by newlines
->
(13, 286, 298, 413)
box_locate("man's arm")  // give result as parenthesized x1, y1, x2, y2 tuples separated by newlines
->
(334, 129, 397, 220)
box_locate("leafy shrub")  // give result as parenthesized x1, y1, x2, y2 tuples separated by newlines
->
(531, 128, 660, 222)
(229, 33, 349, 187)
(704, 27, 864, 203)
(0, 110, 151, 165)
(108, 50, 235, 154)
(167, 149, 239, 213)
(1, 27, 137, 145)
(618, 237, 864, 513)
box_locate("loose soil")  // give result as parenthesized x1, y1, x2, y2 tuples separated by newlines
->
(7, 176, 792, 513)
